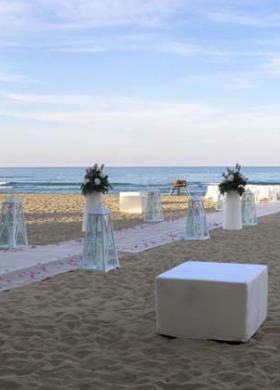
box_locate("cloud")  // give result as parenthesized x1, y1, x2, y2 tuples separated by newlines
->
(54, 37, 225, 58)
(0, 26, 224, 59)
(0, 92, 219, 134)
(1, 91, 280, 166)
(0, 1, 224, 60)
(2, 92, 280, 139)
(204, 11, 280, 28)
(1, 0, 279, 38)
(1, 0, 277, 63)
(52, 0, 185, 29)
(0, 1, 29, 30)
(0, 0, 185, 32)
(5, 93, 95, 105)
(183, 73, 253, 89)
(197, 0, 280, 28)
(0, 69, 29, 83)
(154, 41, 225, 57)
(265, 57, 280, 76)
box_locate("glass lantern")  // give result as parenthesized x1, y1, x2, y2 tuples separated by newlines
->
(216, 192, 224, 211)
(242, 190, 257, 226)
(268, 187, 277, 202)
(143, 189, 164, 222)
(185, 196, 209, 240)
(0, 196, 28, 248)
(81, 204, 119, 272)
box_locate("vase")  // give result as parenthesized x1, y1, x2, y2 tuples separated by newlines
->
(223, 191, 242, 230)
(82, 192, 103, 232)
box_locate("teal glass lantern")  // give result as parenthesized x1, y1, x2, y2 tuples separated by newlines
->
(81, 204, 119, 272)
(242, 190, 257, 226)
(185, 196, 209, 240)
(144, 190, 164, 222)
(0, 196, 28, 249)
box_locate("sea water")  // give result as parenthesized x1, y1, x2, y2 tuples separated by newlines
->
(0, 166, 280, 195)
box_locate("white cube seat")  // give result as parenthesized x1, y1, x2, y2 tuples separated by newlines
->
(119, 192, 146, 214)
(156, 261, 268, 342)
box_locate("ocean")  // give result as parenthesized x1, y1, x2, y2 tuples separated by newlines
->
(0, 166, 280, 195)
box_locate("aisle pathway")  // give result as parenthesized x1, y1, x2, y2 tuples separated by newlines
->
(1, 202, 280, 292)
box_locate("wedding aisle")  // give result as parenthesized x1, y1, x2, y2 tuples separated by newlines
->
(1, 201, 280, 292)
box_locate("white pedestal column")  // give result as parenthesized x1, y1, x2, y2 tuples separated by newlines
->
(223, 191, 242, 230)
(82, 192, 103, 232)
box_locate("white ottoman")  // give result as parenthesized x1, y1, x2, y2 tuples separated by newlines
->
(119, 192, 146, 214)
(155, 261, 268, 342)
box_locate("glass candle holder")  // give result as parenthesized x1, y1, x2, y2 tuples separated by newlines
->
(185, 196, 209, 240)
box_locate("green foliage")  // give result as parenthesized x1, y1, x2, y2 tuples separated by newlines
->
(80, 164, 112, 196)
(218, 163, 247, 196)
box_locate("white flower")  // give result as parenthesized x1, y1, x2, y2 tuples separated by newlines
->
(83, 178, 90, 184)
(228, 174, 234, 181)
(99, 172, 106, 179)
(94, 178, 101, 185)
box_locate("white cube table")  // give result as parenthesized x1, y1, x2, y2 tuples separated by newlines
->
(156, 261, 268, 342)
(119, 192, 146, 214)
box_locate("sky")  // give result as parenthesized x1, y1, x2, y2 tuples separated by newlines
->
(1, 0, 280, 167)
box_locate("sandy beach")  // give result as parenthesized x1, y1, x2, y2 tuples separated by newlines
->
(0, 193, 215, 245)
(2, 0, 280, 387)
(0, 207, 279, 389)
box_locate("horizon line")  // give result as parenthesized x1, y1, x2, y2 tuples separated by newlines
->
(1, 165, 280, 169)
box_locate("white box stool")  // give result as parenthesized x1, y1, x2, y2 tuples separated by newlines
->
(155, 261, 268, 342)
(119, 192, 146, 214)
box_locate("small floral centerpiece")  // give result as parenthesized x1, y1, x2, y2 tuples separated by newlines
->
(81, 164, 112, 196)
(218, 163, 247, 196)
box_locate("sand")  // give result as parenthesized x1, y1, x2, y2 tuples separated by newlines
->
(0, 212, 279, 389)
(0, 193, 215, 245)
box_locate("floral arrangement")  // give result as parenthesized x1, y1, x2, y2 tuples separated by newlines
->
(218, 163, 247, 196)
(81, 164, 112, 196)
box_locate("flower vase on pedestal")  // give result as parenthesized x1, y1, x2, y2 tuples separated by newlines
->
(82, 192, 103, 232)
(223, 191, 242, 230)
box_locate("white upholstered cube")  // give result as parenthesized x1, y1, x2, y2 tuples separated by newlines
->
(155, 261, 268, 342)
(119, 192, 146, 214)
